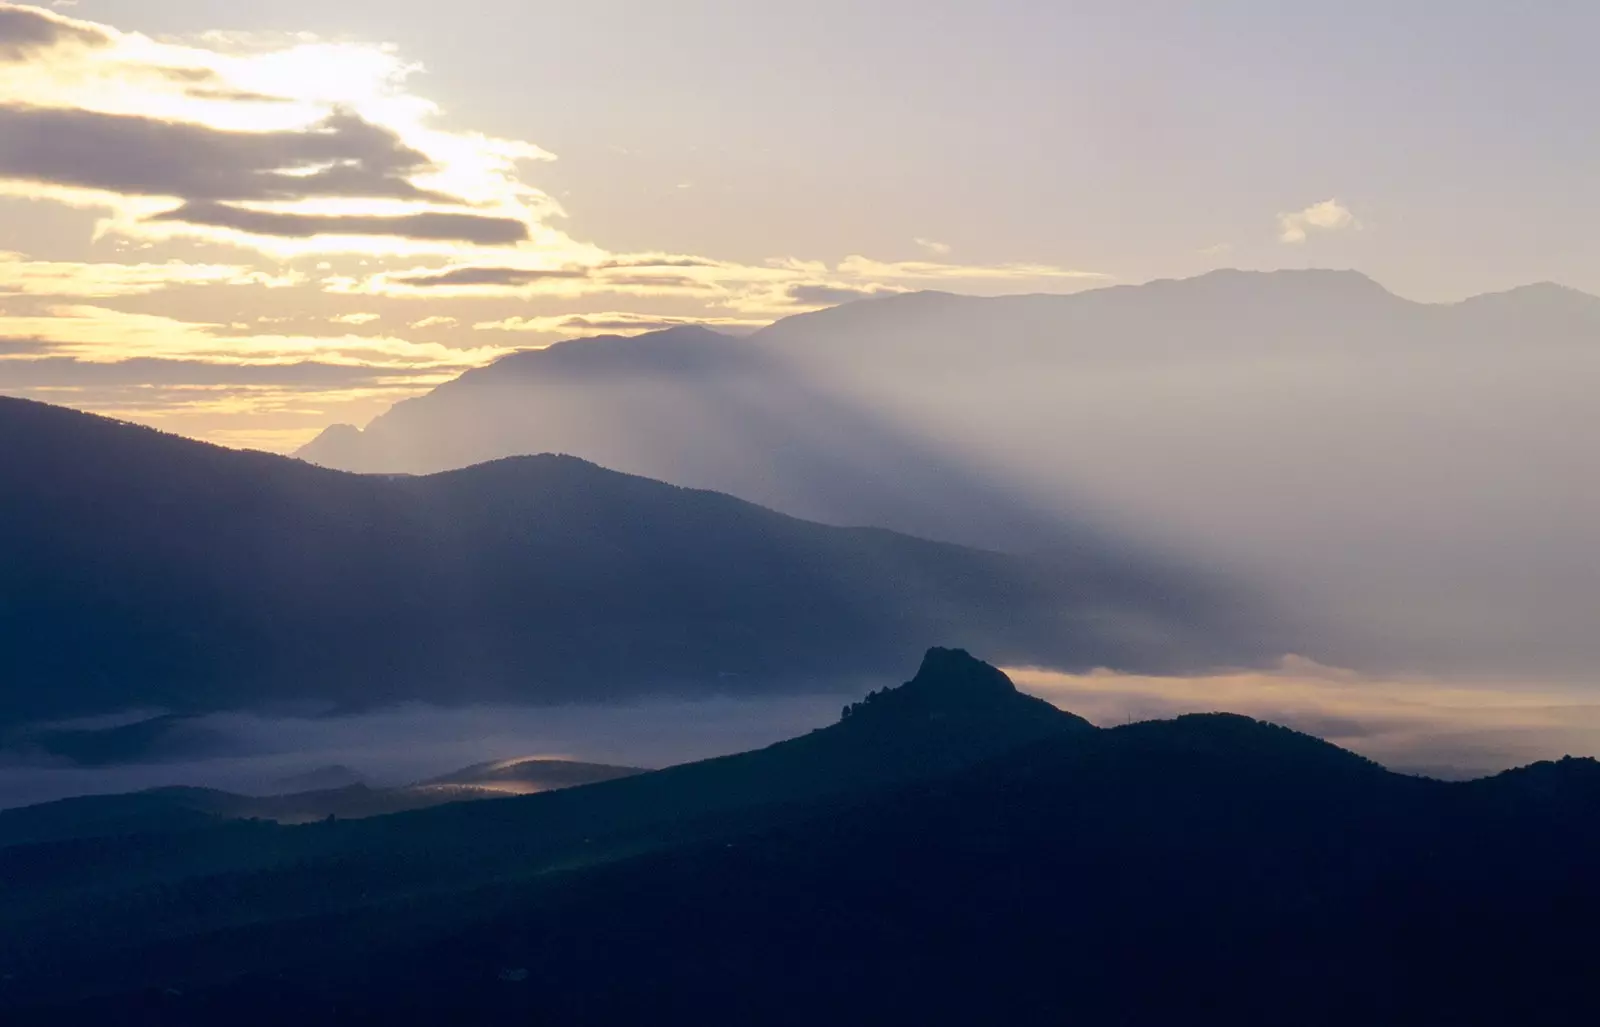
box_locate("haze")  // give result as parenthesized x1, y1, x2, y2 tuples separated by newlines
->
(1, 0, 1596, 795)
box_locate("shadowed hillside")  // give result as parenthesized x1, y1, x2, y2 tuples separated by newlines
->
(0, 650, 1595, 1025)
(0, 399, 1250, 728)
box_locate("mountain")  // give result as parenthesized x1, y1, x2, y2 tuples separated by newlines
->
(0, 398, 1245, 728)
(0, 757, 646, 847)
(1, 649, 1596, 1025)
(300, 269, 1600, 678)
(297, 323, 1118, 553)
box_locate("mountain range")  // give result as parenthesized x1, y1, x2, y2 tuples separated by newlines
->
(302, 269, 1600, 678)
(0, 396, 1248, 729)
(0, 756, 644, 847)
(1, 648, 1595, 1025)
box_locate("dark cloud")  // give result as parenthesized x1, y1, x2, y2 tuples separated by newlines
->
(391, 265, 587, 288)
(0, 5, 109, 60)
(0, 105, 448, 204)
(601, 273, 707, 289)
(184, 87, 292, 104)
(0, 336, 50, 356)
(555, 315, 709, 332)
(387, 266, 710, 290)
(598, 256, 724, 270)
(152, 202, 530, 245)
(786, 283, 901, 306)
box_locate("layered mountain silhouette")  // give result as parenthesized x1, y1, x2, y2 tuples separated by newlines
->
(0, 757, 645, 847)
(301, 269, 1600, 678)
(0, 398, 1248, 728)
(296, 268, 1600, 532)
(1, 649, 1596, 1025)
(300, 323, 1108, 553)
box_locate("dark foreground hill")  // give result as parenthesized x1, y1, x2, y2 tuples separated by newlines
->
(2, 650, 1597, 1026)
(0, 397, 1241, 727)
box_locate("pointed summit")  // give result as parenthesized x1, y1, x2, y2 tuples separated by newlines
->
(906, 646, 1023, 702)
(296, 423, 364, 467)
(837, 647, 1092, 735)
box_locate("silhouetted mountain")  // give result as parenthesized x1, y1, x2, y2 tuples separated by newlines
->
(1, 651, 1596, 1025)
(0, 398, 1246, 728)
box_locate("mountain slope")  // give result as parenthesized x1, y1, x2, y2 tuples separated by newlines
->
(0, 398, 1237, 727)
(297, 323, 1122, 554)
(2, 651, 1597, 1025)
(0, 649, 1094, 1001)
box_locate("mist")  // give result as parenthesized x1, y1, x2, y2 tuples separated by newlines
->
(0, 693, 849, 810)
(1013, 660, 1600, 779)
(302, 272, 1600, 687)
(7, 651, 1597, 811)
(762, 274, 1600, 682)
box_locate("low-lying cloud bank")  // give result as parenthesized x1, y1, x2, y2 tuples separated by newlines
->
(5, 660, 1598, 810)
(1013, 658, 1600, 779)
(0, 694, 848, 810)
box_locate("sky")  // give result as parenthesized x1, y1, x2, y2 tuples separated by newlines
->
(1, 0, 1597, 448)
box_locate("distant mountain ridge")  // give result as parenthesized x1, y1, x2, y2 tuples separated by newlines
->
(0, 756, 648, 847)
(298, 269, 1600, 487)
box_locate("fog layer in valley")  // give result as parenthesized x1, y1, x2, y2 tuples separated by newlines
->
(7, 655, 1597, 809)
(0, 693, 850, 810)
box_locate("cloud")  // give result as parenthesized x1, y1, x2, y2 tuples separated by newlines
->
(388, 265, 589, 288)
(0, 299, 512, 449)
(330, 312, 379, 325)
(0, 3, 107, 60)
(0, 105, 448, 204)
(0, 3, 1114, 446)
(1278, 199, 1357, 244)
(0, 253, 300, 296)
(0, 9, 557, 255)
(149, 202, 530, 245)
(0, 335, 50, 355)
(914, 237, 952, 256)
(357, 260, 723, 299)
(473, 311, 769, 336)
(0, 356, 423, 389)
(0, 304, 510, 368)
(1011, 657, 1600, 778)
(597, 255, 726, 271)
(835, 255, 1110, 282)
(784, 283, 907, 307)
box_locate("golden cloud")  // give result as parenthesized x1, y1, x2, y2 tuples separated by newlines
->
(1011, 657, 1600, 777)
